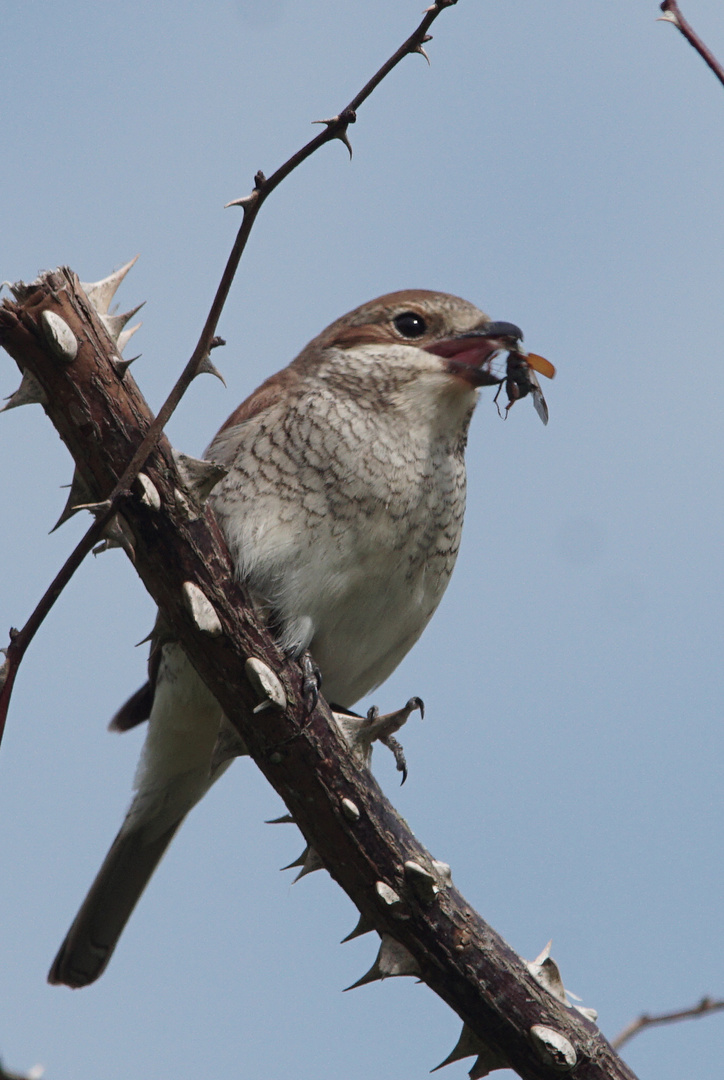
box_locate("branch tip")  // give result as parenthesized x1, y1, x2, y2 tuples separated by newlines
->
(656, 0, 724, 88)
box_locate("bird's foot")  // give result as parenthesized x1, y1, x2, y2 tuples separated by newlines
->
(299, 651, 322, 716)
(331, 696, 424, 783)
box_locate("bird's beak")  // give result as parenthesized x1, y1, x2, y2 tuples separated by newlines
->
(424, 321, 525, 387)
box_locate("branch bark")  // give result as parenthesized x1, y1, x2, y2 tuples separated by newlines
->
(0, 271, 639, 1080)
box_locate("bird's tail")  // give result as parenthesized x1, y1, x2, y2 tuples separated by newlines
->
(47, 819, 181, 989)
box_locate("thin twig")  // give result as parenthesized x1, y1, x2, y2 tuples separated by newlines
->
(659, 1, 724, 88)
(0, 500, 123, 746)
(612, 995, 724, 1050)
(103, 0, 456, 508)
(0, 0, 457, 748)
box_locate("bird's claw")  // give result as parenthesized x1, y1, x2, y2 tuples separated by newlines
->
(380, 733, 408, 784)
(363, 696, 423, 784)
(300, 652, 322, 716)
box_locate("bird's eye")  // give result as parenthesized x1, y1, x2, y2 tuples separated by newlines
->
(393, 311, 427, 339)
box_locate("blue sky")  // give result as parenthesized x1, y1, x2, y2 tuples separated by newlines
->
(2, 3, 724, 1078)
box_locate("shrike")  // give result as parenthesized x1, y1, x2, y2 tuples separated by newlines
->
(48, 289, 552, 988)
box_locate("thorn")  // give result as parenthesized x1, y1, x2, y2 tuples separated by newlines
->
(414, 44, 431, 64)
(312, 115, 354, 159)
(293, 847, 324, 882)
(431, 1023, 492, 1072)
(113, 354, 140, 377)
(136, 472, 161, 511)
(195, 354, 226, 385)
(343, 934, 420, 991)
(224, 191, 259, 210)
(50, 469, 94, 532)
(92, 513, 136, 562)
(245, 657, 287, 710)
(281, 844, 323, 879)
(404, 860, 439, 904)
(182, 582, 223, 636)
(340, 911, 375, 943)
(117, 322, 142, 354)
(40, 311, 78, 362)
(430, 859, 452, 887)
(341, 797, 360, 822)
(172, 450, 228, 504)
(75, 498, 113, 515)
(529, 1026, 577, 1071)
(526, 941, 596, 1019)
(173, 486, 195, 520)
(280, 847, 308, 871)
(526, 942, 567, 1004)
(265, 813, 295, 825)
(100, 302, 145, 344)
(337, 128, 353, 160)
(469, 1052, 510, 1079)
(1, 370, 47, 412)
(81, 256, 139, 314)
(375, 880, 402, 908)
(657, 11, 680, 25)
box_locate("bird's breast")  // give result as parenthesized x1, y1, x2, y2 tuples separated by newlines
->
(210, 390, 469, 706)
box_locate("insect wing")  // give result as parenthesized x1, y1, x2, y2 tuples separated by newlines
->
(527, 368, 549, 425)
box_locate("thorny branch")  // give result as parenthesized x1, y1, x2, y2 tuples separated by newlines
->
(0, 269, 639, 1080)
(0, 0, 456, 746)
(612, 996, 724, 1051)
(659, 1, 724, 88)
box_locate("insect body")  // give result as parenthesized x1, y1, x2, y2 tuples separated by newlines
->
(495, 350, 556, 425)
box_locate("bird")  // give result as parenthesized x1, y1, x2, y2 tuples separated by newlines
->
(48, 289, 551, 989)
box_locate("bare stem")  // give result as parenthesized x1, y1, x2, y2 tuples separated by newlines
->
(0, 501, 122, 747)
(659, 1, 724, 88)
(612, 995, 724, 1050)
